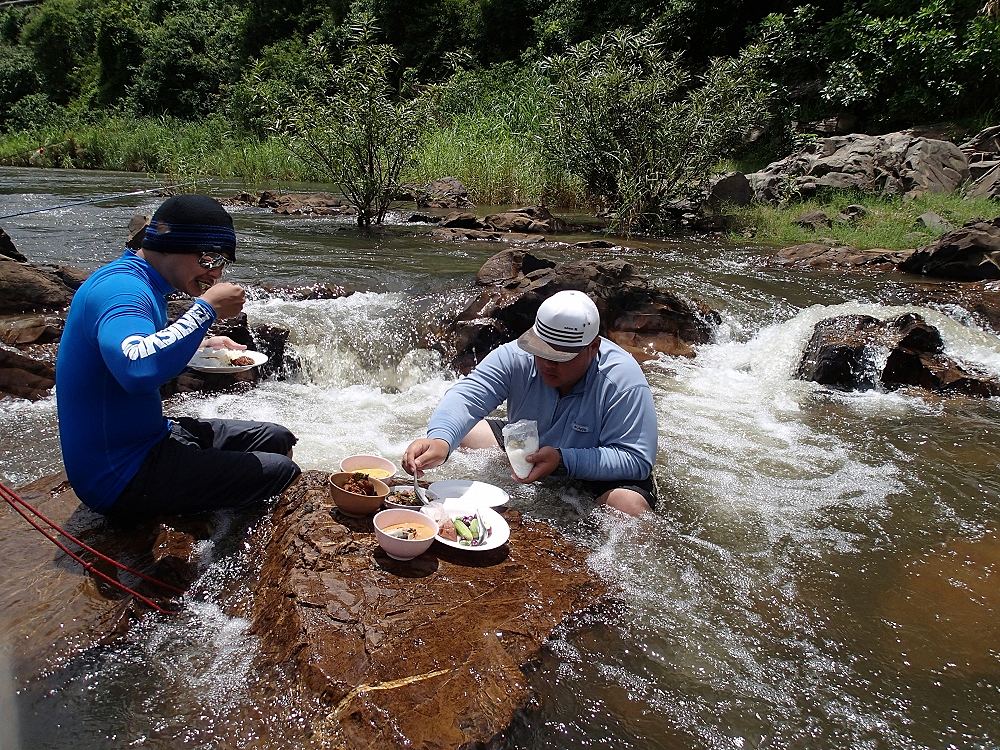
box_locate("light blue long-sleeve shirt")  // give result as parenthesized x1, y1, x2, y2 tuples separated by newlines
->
(426, 339, 658, 481)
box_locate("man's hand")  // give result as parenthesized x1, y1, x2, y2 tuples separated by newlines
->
(513, 445, 562, 483)
(403, 438, 450, 477)
(199, 282, 245, 320)
(202, 335, 246, 350)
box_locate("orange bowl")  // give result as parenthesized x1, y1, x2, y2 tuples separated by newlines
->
(328, 472, 390, 516)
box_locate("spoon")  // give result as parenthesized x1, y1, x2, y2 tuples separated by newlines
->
(412, 468, 430, 506)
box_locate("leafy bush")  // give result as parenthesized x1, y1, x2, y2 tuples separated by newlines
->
(539, 26, 772, 231)
(756, 1, 1000, 128)
(276, 17, 431, 226)
(0, 45, 41, 129)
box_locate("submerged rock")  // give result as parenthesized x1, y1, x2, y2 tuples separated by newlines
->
(252, 471, 605, 748)
(771, 243, 911, 270)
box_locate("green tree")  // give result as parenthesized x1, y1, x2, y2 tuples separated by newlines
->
(20, 0, 96, 104)
(540, 26, 771, 231)
(276, 16, 431, 226)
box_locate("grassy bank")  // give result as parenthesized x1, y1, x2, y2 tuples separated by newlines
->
(727, 191, 999, 251)
(0, 113, 567, 206)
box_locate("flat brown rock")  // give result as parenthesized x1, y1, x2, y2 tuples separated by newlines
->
(252, 471, 605, 748)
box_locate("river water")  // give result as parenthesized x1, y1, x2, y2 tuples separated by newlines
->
(1, 167, 998, 749)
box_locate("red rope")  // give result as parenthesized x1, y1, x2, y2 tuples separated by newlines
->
(0, 481, 183, 614)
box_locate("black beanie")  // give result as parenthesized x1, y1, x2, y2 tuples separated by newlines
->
(141, 194, 237, 261)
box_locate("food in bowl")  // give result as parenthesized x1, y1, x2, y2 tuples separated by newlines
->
(384, 487, 424, 509)
(230, 355, 255, 366)
(328, 472, 389, 516)
(381, 520, 435, 540)
(343, 472, 378, 495)
(340, 454, 397, 479)
(373, 509, 439, 560)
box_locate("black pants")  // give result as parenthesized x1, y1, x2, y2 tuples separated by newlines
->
(110, 417, 300, 521)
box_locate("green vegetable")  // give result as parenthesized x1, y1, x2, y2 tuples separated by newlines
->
(469, 518, 480, 538)
(453, 517, 474, 541)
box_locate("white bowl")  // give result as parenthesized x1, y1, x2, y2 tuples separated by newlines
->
(339, 454, 397, 480)
(373, 509, 439, 561)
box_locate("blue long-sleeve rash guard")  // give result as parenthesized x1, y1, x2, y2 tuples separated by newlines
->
(56, 251, 216, 510)
(426, 340, 658, 481)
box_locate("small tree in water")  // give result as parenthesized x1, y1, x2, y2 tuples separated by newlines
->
(539, 27, 771, 233)
(276, 17, 429, 227)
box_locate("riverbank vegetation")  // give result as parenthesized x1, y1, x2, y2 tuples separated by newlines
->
(0, 0, 997, 233)
(728, 191, 999, 250)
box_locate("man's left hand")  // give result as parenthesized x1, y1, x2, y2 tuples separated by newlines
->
(513, 446, 561, 483)
(202, 336, 247, 350)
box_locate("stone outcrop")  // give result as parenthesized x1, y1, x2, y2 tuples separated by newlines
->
(441, 249, 719, 371)
(252, 471, 604, 749)
(431, 206, 570, 239)
(797, 312, 1000, 396)
(898, 218, 1000, 281)
(397, 177, 474, 208)
(259, 191, 357, 216)
(911, 280, 1000, 333)
(771, 243, 911, 271)
(960, 125, 1000, 199)
(748, 132, 970, 202)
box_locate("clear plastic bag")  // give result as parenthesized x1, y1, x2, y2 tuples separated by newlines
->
(502, 419, 539, 479)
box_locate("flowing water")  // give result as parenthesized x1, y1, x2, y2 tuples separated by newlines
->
(1, 167, 998, 749)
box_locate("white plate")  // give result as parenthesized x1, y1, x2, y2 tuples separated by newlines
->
(427, 479, 509, 508)
(187, 349, 268, 374)
(421, 503, 510, 552)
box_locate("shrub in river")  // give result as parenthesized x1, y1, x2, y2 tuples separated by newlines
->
(275, 15, 431, 227)
(538, 26, 772, 234)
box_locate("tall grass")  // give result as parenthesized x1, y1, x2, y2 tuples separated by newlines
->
(405, 113, 582, 207)
(728, 191, 999, 250)
(0, 115, 311, 184)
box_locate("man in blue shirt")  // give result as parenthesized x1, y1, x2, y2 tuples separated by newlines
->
(56, 194, 300, 521)
(403, 290, 658, 516)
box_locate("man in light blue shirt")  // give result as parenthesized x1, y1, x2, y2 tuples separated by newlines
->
(403, 290, 658, 515)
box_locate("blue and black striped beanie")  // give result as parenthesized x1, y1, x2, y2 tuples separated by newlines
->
(141, 194, 237, 261)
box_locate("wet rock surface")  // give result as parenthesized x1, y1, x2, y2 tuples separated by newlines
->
(0, 473, 213, 672)
(252, 471, 605, 749)
(440, 249, 719, 372)
(771, 243, 912, 271)
(797, 312, 1000, 396)
(898, 217, 1000, 281)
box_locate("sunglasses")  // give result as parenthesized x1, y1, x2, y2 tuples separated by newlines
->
(197, 252, 231, 270)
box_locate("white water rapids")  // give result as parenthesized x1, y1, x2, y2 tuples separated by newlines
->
(1, 168, 998, 748)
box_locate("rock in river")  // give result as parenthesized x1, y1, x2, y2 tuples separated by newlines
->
(252, 471, 605, 748)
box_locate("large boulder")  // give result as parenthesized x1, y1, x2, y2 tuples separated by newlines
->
(251, 471, 605, 749)
(441, 250, 719, 371)
(960, 125, 1000, 198)
(748, 132, 970, 202)
(898, 218, 1000, 281)
(797, 312, 1000, 397)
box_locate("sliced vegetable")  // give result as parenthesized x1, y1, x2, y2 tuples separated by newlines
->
(453, 517, 474, 542)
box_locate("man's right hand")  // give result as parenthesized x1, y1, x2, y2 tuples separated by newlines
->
(403, 438, 450, 477)
(199, 282, 245, 320)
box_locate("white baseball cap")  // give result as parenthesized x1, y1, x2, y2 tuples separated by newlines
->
(517, 290, 600, 362)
